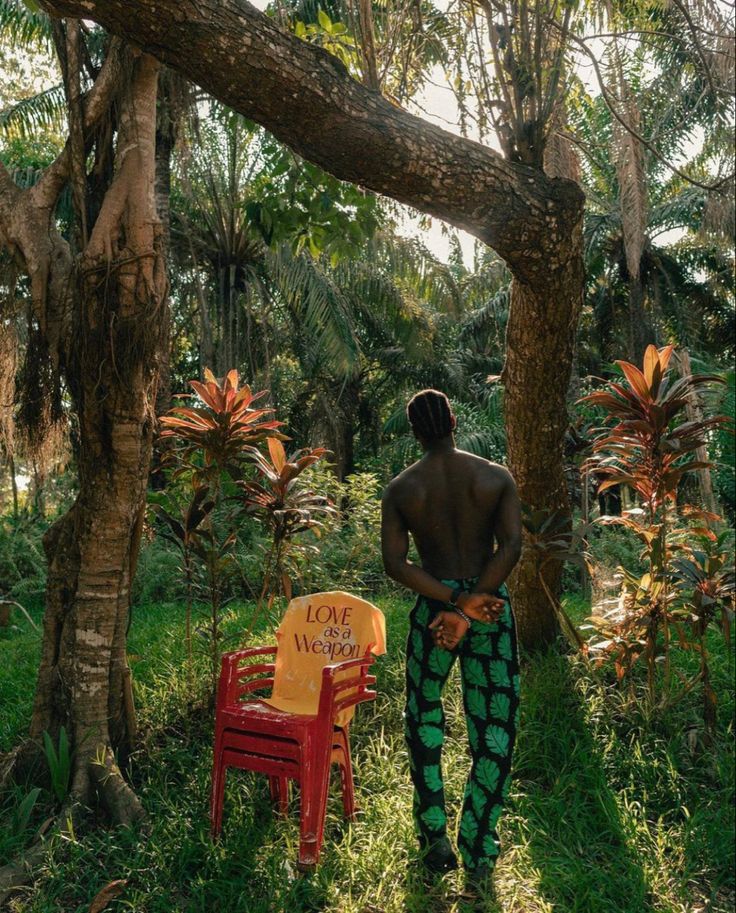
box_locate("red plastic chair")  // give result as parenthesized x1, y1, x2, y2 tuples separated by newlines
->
(210, 645, 377, 868)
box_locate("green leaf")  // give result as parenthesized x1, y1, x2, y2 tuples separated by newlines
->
(308, 234, 321, 258)
(418, 725, 443, 749)
(498, 632, 512, 660)
(317, 8, 332, 31)
(485, 724, 510, 758)
(459, 809, 478, 844)
(407, 657, 422, 688)
(463, 657, 486, 687)
(471, 633, 493, 655)
(420, 805, 446, 832)
(490, 692, 510, 722)
(422, 678, 441, 703)
(12, 787, 40, 837)
(415, 602, 430, 626)
(489, 660, 510, 688)
(470, 783, 487, 819)
(422, 707, 443, 724)
(424, 764, 443, 793)
(488, 802, 503, 829)
(406, 692, 419, 720)
(476, 758, 500, 793)
(467, 717, 479, 752)
(428, 646, 453, 677)
(411, 629, 424, 662)
(466, 688, 487, 720)
(512, 673, 521, 696)
(483, 833, 499, 857)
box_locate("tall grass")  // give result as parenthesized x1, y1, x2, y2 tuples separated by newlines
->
(0, 595, 733, 912)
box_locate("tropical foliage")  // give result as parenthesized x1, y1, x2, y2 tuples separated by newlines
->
(0, 1, 733, 908)
(581, 345, 734, 728)
(154, 369, 334, 688)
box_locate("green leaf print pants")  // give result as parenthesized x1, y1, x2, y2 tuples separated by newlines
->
(404, 578, 520, 871)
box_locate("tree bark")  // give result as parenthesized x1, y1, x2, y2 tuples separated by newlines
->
(38, 0, 583, 275)
(677, 348, 719, 515)
(1, 49, 166, 819)
(627, 274, 654, 364)
(503, 239, 585, 648)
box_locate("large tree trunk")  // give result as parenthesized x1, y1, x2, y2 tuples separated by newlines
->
(0, 49, 165, 821)
(627, 274, 654, 364)
(504, 234, 585, 649)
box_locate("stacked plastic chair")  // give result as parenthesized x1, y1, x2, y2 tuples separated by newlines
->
(210, 592, 385, 869)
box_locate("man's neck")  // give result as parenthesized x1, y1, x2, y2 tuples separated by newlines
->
(422, 436, 455, 455)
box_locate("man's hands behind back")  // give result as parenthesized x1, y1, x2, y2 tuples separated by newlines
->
(457, 592, 505, 625)
(429, 593, 506, 650)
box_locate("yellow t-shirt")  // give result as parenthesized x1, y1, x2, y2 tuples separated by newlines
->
(263, 591, 386, 725)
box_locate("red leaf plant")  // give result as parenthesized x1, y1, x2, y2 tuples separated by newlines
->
(579, 344, 732, 721)
(237, 437, 336, 619)
(159, 368, 284, 477)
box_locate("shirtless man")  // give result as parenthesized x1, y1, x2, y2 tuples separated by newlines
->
(381, 388, 522, 896)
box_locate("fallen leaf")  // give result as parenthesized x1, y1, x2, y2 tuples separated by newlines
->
(88, 880, 127, 913)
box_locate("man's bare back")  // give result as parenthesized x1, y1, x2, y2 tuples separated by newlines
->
(381, 389, 521, 644)
(385, 449, 514, 580)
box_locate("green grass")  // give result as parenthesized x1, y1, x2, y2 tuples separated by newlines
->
(0, 595, 734, 913)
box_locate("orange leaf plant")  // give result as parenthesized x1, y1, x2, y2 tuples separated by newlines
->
(579, 344, 732, 723)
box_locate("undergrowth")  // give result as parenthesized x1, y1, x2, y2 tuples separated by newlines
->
(0, 596, 733, 912)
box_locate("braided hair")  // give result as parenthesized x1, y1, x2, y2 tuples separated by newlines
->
(406, 389, 455, 442)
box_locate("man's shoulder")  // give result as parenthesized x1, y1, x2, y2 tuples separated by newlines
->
(381, 461, 422, 502)
(455, 451, 515, 484)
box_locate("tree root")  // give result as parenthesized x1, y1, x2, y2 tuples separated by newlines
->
(0, 740, 45, 792)
(89, 746, 146, 827)
(0, 745, 22, 792)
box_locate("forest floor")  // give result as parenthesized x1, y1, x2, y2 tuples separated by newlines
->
(0, 595, 734, 913)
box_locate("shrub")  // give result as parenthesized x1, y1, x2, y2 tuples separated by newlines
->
(580, 344, 734, 727)
(153, 369, 334, 690)
(0, 515, 47, 606)
(296, 466, 386, 594)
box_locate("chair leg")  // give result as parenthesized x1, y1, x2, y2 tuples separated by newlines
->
(278, 776, 289, 815)
(337, 731, 357, 821)
(210, 754, 227, 839)
(269, 775, 289, 815)
(298, 744, 331, 870)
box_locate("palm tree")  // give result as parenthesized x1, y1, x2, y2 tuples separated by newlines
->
(571, 86, 734, 369)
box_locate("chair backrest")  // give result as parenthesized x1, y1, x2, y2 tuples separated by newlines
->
(263, 591, 386, 723)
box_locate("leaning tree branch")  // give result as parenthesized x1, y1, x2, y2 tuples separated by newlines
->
(36, 0, 584, 278)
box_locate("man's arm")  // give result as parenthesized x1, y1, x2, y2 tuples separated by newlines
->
(472, 468, 523, 597)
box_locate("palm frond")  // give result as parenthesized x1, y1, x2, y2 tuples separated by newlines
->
(0, 84, 65, 138)
(368, 231, 463, 315)
(268, 246, 360, 379)
(0, 0, 52, 47)
(336, 260, 435, 361)
(459, 286, 510, 344)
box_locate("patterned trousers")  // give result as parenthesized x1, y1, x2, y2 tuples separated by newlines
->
(403, 578, 520, 871)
